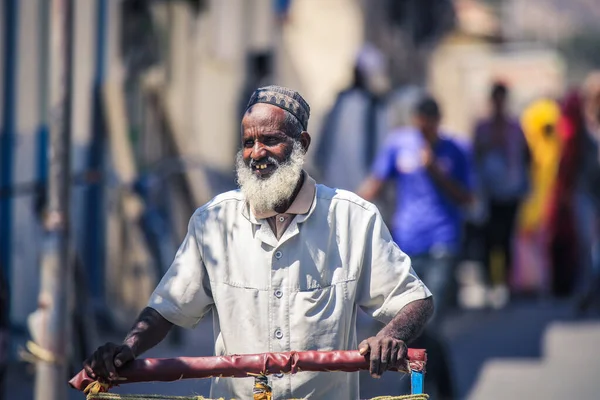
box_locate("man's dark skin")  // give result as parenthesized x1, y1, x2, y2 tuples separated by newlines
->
(84, 103, 434, 382)
(359, 111, 473, 206)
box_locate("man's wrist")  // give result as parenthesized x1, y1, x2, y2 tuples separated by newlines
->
(122, 336, 139, 357)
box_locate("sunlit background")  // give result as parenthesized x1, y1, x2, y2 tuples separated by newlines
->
(1, 0, 600, 399)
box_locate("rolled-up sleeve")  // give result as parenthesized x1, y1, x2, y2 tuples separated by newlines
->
(356, 207, 431, 324)
(148, 213, 213, 328)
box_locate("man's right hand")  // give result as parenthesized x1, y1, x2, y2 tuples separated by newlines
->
(83, 342, 135, 382)
(82, 307, 174, 381)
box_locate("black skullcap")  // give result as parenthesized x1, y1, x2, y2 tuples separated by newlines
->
(245, 85, 311, 131)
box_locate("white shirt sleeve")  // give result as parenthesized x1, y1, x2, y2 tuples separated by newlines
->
(355, 207, 432, 324)
(148, 213, 214, 328)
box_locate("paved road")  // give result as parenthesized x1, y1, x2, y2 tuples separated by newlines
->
(4, 299, 598, 399)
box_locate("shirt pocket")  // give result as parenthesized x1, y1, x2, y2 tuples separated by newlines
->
(290, 280, 356, 351)
(293, 242, 356, 292)
(296, 262, 355, 292)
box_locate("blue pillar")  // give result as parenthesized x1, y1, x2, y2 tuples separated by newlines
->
(86, 0, 108, 304)
(1, 0, 20, 302)
(35, 0, 50, 214)
(274, 0, 292, 16)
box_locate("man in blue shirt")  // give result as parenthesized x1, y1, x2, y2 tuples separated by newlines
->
(359, 96, 472, 314)
(359, 96, 472, 400)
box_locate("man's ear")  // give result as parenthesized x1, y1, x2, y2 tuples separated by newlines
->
(300, 131, 311, 153)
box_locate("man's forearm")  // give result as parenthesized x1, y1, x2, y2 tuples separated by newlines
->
(123, 307, 174, 357)
(377, 297, 434, 344)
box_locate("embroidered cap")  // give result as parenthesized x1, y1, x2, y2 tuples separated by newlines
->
(245, 85, 311, 131)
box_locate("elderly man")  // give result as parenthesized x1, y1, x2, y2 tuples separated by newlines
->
(84, 86, 433, 400)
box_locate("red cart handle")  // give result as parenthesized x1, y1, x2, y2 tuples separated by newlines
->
(69, 349, 426, 392)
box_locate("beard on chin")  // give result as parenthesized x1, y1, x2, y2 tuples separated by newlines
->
(236, 141, 305, 215)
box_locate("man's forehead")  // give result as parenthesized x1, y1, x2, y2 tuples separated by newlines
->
(242, 103, 286, 127)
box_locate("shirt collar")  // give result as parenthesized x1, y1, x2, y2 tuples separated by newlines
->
(242, 171, 316, 223)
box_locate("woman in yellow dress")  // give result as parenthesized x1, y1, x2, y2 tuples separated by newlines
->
(514, 99, 562, 294)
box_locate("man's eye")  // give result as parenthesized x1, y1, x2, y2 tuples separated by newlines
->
(264, 137, 279, 145)
(244, 140, 254, 148)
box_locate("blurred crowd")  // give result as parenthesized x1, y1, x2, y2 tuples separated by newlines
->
(312, 56, 600, 398)
(315, 62, 600, 314)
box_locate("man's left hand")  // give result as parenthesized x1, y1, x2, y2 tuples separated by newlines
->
(358, 335, 408, 378)
(420, 145, 435, 169)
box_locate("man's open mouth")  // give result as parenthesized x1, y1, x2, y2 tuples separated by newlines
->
(252, 162, 276, 175)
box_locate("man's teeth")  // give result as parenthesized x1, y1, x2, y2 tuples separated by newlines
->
(256, 164, 268, 170)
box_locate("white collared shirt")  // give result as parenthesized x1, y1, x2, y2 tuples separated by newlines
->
(148, 174, 431, 400)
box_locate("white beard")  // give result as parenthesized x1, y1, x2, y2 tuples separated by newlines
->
(236, 141, 305, 215)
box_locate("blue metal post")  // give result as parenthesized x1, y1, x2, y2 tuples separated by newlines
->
(86, 0, 108, 304)
(274, 0, 292, 16)
(36, 0, 50, 208)
(411, 370, 424, 395)
(34, 0, 75, 396)
(1, 0, 20, 299)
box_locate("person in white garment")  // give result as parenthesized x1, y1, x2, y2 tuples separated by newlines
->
(83, 85, 433, 400)
(314, 44, 390, 194)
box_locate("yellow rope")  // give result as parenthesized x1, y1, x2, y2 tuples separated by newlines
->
(28, 341, 59, 363)
(370, 396, 429, 400)
(87, 395, 211, 399)
(87, 396, 426, 400)
(252, 383, 272, 400)
(84, 381, 113, 395)
(250, 373, 272, 400)
(84, 372, 427, 400)
(19, 340, 64, 365)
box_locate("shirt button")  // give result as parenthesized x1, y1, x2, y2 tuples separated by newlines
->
(278, 216, 285, 222)
(274, 329, 283, 339)
(274, 289, 283, 298)
(275, 251, 282, 259)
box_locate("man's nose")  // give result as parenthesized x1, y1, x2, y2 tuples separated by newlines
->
(251, 142, 267, 159)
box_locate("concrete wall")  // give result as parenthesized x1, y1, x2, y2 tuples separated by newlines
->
(428, 41, 566, 140)
(5, 0, 120, 326)
(278, 0, 364, 169)
(3, 0, 370, 325)
(159, 0, 365, 176)
(10, 0, 42, 327)
(188, 0, 248, 173)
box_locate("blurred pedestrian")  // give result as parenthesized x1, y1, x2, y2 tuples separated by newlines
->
(515, 99, 561, 296)
(473, 82, 531, 306)
(314, 44, 389, 193)
(359, 95, 472, 400)
(575, 72, 600, 313)
(546, 90, 584, 297)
